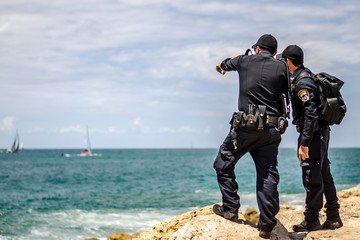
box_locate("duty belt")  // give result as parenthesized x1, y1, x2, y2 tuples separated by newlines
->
(231, 111, 279, 130)
(229, 104, 288, 150)
(230, 104, 288, 133)
(266, 116, 279, 128)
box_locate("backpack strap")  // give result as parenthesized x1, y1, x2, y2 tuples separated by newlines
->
(282, 61, 291, 119)
(292, 71, 313, 91)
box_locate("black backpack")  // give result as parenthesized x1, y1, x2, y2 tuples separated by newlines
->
(295, 71, 346, 125)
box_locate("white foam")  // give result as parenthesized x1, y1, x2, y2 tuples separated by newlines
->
(279, 193, 306, 209)
(12, 208, 181, 240)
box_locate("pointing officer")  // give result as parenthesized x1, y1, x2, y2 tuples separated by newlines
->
(279, 45, 343, 232)
(213, 34, 289, 239)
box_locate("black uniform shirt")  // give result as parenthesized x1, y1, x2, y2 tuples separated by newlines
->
(220, 50, 288, 116)
(291, 66, 319, 146)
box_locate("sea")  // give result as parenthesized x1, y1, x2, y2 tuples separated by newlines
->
(0, 148, 359, 240)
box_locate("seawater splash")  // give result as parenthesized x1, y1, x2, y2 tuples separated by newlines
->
(0, 208, 183, 240)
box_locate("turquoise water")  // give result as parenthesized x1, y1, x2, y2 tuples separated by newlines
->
(0, 148, 359, 240)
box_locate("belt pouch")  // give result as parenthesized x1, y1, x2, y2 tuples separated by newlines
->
(245, 113, 254, 129)
(258, 105, 266, 130)
(231, 111, 244, 129)
(245, 104, 258, 129)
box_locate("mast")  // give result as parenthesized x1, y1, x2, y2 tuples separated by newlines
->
(86, 125, 92, 154)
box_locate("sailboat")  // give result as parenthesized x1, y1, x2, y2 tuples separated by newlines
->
(80, 125, 92, 156)
(62, 125, 101, 157)
(6, 129, 21, 153)
(78, 125, 101, 157)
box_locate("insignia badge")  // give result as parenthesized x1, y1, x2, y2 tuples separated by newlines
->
(298, 89, 310, 102)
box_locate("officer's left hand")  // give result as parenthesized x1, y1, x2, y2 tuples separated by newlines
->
(298, 145, 309, 162)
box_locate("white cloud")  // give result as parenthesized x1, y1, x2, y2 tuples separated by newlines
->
(84, 126, 127, 135)
(59, 125, 84, 134)
(0, 116, 17, 132)
(159, 125, 212, 134)
(0, 21, 10, 32)
(27, 127, 45, 134)
(128, 117, 149, 133)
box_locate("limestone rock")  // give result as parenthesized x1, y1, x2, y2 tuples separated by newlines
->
(337, 184, 360, 198)
(104, 184, 360, 240)
(132, 204, 242, 240)
(170, 215, 260, 240)
(170, 215, 296, 240)
(244, 208, 260, 225)
(304, 226, 360, 240)
(107, 232, 132, 240)
(275, 205, 304, 231)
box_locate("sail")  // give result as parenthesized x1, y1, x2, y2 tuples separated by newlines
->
(9, 129, 20, 153)
(11, 134, 17, 152)
(15, 131, 20, 152)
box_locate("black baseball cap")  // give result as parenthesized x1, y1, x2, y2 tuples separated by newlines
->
(252, 34, 278, 53)
(279, 45, 304, 63)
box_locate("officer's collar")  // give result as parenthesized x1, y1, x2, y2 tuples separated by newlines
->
(259, 50, 272, 56)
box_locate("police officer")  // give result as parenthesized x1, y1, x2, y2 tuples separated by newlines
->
(279, 45, 343, 232)
(213, 34, 289, 239)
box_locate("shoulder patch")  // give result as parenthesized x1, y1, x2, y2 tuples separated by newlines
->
(298, 89, 310, 102)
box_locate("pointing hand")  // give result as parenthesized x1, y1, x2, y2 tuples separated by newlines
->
(216, 64, 226, 75)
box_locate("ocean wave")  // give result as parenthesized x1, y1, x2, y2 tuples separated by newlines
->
(0, 208, 184, 240)
(279, 193, 306, 209)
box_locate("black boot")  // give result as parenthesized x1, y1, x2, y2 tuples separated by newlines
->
(259, 230, 271, 239)
(322, 216, 343, 230)
(212, 204, 238, 221)
(293, 219, 321, 232)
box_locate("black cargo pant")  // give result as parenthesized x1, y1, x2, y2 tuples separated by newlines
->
(299, 125, 340, 221)
(213, 127, 281, 232)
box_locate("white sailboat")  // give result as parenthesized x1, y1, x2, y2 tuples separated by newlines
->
(62, 125, 101, 157)
(6, 129, 22, 153)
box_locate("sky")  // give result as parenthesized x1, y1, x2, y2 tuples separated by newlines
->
(0, 0, 359, 149)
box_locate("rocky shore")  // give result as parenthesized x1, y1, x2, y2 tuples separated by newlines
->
(86, 184, 360, 240)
